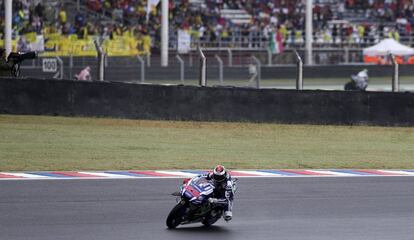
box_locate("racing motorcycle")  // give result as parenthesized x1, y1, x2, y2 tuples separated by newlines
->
(344, 71, 369, 91)
(166, 175, 237, 229)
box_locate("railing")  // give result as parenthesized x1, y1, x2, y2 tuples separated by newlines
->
(168, 32, 414, 51)
(18, 54, 413, 93)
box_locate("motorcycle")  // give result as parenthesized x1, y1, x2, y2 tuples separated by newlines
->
(344, 79, 361, 91)
(344, 72, 368, 91)
(166, 175, 237, 229)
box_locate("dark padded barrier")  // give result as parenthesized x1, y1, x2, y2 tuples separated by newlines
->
(1, 77, 414, 126)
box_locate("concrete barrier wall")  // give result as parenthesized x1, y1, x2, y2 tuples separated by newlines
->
(1, 77, 414, 126)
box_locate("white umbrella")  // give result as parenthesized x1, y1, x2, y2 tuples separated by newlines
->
(363, 38, 414, 56)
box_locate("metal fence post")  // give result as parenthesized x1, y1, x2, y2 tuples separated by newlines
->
(344, 47, 349, 64)
(176, 54, 185, 84)
(251, 56, 261, 89)
(215, 54, 224, 84)
(94, 40, 105, 81)
(227, 48, 233, 67)
(53, 56, 64, 80)
(189, 52, 193, 67)
(267, 48, 272, 66)
(147, 52, 151, 67)
(69, 54, 73, 80)
(390, 54, 399, 92)
(137, 55, 145, 83)
(198, 47, 207, 86)
(295, 50, 303, 90)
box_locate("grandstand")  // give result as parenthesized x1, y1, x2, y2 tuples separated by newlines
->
(1, 0, 414, 64)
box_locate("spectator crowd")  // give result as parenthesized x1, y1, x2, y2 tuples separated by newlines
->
(2, 0, 414, 53)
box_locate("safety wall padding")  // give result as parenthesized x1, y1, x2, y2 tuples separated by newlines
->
(1, 77, 414, 126)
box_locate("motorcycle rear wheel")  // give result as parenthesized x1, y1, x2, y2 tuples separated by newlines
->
(166, 202, 187, 229)
(202, 212, 221, 227)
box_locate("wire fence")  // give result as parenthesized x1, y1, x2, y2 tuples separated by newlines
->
(19, 50, 414, 92)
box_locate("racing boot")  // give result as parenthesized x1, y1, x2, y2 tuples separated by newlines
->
(223, 211, 232, 222)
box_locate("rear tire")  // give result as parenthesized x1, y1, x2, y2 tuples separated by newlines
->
(202, 212, 221, 227)
(166, 202, 187, 229)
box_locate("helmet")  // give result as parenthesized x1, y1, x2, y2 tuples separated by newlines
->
(212, 165, 227, 182)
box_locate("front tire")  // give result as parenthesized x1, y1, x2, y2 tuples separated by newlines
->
(166, 202, 187, 229)
(344, 81, 357, 91)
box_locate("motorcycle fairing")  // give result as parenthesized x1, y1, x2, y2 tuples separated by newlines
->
(181, 176, 214, 204)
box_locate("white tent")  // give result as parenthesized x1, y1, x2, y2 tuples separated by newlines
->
(363, 38, 414, 56)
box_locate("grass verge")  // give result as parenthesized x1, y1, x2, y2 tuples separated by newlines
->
(1, 114, 413, 171)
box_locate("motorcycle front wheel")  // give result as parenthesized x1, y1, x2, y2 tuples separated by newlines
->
(344, 81, 357, 91)
(202, 214, 221, 227)
(166, 201, 187, 229)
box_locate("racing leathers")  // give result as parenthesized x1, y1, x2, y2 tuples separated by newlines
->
(202, 172, 234, 221)
(351, 69, 369, 91)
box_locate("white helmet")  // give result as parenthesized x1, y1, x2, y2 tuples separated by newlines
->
(212, 165, 227, 182)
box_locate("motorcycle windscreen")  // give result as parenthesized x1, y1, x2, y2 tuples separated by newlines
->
(182, 177, 214, 204)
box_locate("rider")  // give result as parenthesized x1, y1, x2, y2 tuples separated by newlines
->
(351, 68, 369, 91)
(202, 165, 234, 222)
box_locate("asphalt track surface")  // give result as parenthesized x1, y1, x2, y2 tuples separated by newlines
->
(1, 177, 414, 240)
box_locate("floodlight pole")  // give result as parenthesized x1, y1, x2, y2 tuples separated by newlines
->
(4, 0, 12, 58)
(305, 0, 313, 65)
(161, 0, 169, 67)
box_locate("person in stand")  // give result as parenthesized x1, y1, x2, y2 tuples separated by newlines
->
(247, 64, 257, 86)
(75, 66, 92, 81)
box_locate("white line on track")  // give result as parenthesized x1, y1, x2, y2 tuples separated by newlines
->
(307, 170, 360, 176)
(1, 173, 49, 178)
(78, 172, 135, 178)
(155, 171, 199, 177)
(232, 170, 284, 177)
(377, 170, 414, 176)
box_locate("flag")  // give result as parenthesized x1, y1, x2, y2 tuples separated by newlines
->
(268, 31, 279, 54)
(177, 29, 191, 54)
(268, 30, 284, 54)
(147, 0, 160, 21)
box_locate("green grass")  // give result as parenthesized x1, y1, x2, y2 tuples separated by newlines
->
(1, 114, 414, 171)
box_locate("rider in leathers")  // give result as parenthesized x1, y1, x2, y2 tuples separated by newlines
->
(202, 165, 234, 221)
